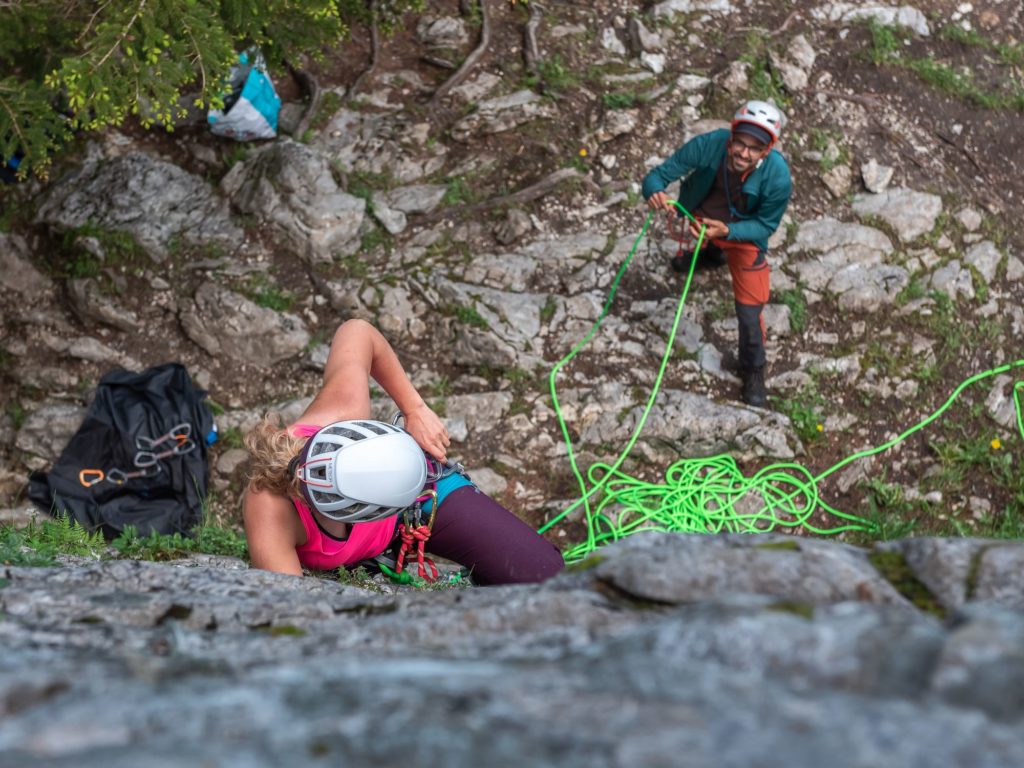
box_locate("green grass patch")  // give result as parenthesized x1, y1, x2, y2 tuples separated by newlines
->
(867, 20, 1024, 110)
(740, 31, 790, 106)
(868, 550, 946, 617)
(528, 55, 580, 96)
(360, 225, 394, 255)
(775, 287, 807, 333)
(602, 91, 642, 110)
(112, 524, 248, 561)
(0, 515, 106, 566)
(452, 303, 489, 329)
(57, 222, 147, 281)
(773, 385, 826, 442)
(540, 295, 558, 323)
(308, 89, 344, 134)
(241, 273, 295, 312)
(443, 175, 477, 206)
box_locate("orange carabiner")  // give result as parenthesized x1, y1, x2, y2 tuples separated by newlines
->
(79, 469, 105, 487)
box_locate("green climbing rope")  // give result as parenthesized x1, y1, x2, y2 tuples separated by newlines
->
(542, 202, 1024, 562)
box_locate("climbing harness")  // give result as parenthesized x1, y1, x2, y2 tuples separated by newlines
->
(78, 423, 196, 488)
(394, 488, 439, 582)
(541, 202, 1024, 562)
(391, 454, 471, 583)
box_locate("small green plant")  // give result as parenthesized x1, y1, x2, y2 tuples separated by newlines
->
(336, 252, 370, 278)
(112, 523, 249, 561)
(345, 169, 395, 201)
(7, 402, 26, 430)
(242, 274, 295, 312)
(867, 19, 905, 65)
(602, 92, 640, 109)
(808, 128, 848, 172)
(112, 526, 195, 560)
(54, 222, 146, 282)
(773, 385, 825, 442)
(706, 299, 733, 323)
(974, 507, 1024, 539)
(333, 564, 386, 591)
(527, 55, 579, 96)
(896, 278, 926, 305)
(192, 524, 250, 559)
(861, 479, 917, 540)
(452, 303, 489, 329)
(223, 144, 249, 169)
(360, 225, 393, 255)
(740, 31, 789, 106)
(540, 295, 558, 323)
(308, 89, 344, 134)
(220, 426, 244, 450)
(0, 515, 107, 566)
(443, 176, 476, 206)
(429, 376, 453, 398)
(775, 287, 807, 333)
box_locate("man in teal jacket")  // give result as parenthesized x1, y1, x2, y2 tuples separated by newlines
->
(642, 100, 792, 407)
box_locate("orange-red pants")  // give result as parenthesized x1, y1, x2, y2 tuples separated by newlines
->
(711, 238, 769, 370)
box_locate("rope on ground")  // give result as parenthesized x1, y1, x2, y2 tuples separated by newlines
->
(541, 203, 1024, 563)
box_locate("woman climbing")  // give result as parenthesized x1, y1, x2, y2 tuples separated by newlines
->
(242, 318, 565, 585)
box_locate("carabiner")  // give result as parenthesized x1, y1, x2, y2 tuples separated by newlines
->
(79, 469, 105, 487)
(107, 465, 161, 485)
(136, 422, 192, 450)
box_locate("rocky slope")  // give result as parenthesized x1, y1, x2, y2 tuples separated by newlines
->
(2, 534, 1024, 766)
(1, 4, 1023, 549)
(2, 1, 1024, 763)
(0, 6, 1019, 552)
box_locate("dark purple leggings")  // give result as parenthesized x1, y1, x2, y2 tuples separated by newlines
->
(419, 486, 565, 585)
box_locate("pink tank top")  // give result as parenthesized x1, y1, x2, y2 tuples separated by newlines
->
(289, 423, 398, 570)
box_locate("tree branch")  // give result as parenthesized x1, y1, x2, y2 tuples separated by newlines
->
(287, 62, 321, 140)
(429, 0, 492, 107)
(523, 1, 544, 77)
(90, 0, 148, 72)
(348, 0, 381, 100)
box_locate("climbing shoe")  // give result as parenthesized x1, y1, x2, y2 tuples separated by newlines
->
(741, 367, 768, 408)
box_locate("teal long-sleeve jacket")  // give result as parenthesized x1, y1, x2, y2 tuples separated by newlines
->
(641, 128, 792, 252)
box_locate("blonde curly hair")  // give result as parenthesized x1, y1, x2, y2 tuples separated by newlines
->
(244, 416, 306, 497)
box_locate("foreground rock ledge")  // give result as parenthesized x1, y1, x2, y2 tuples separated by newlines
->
(1, 533, 1023, 767)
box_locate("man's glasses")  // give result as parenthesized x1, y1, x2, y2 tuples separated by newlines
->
(730, 137, 767, 156)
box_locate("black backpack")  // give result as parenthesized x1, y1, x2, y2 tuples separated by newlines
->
(27, 363, 215, 538)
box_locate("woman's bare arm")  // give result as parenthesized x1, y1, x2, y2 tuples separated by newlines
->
(299, 319, 450, 461)
(243, 487, 305, 576)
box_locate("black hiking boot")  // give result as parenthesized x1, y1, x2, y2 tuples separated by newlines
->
(740, 367, 768, 408)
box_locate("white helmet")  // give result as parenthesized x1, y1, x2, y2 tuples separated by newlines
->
(294, 420, 428, 523)
(732, 100, 784, 145)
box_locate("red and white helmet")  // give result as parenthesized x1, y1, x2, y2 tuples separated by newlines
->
(732, 100, 784, 146)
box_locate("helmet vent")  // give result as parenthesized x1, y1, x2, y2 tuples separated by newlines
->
(322, 425, 367, 441)
(355, 421, 390, 435)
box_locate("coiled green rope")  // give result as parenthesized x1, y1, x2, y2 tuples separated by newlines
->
(541, 203, 1024, 562)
